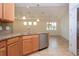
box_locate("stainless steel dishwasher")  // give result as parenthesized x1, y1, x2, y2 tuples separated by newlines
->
(39, 33, 48, 50)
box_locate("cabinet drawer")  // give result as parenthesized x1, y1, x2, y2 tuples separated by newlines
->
(23, 36, 32, 40)
(7, 37, 19, 45)
(0, 41, 6, 48)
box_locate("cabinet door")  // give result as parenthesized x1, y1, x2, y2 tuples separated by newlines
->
(32, 35, 39, 52)
(3, 3, 14, 22)
(0, 3, 2, 20)
(23, 39, 32, 55)
(0, 47, 6, 56)
(8, 42, 19, 56)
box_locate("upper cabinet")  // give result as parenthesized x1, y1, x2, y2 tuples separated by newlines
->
(0, 3, 14, 23)
(0, 4, 2, 21)
(3, 3, 14, 23)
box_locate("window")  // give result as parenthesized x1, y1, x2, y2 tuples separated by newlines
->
(46, 22, 57, 31)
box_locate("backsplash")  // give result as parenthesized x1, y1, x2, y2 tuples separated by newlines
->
(0, 22, 13, 34)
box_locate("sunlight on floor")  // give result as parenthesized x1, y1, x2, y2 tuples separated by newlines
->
(29, 36, 73, 56)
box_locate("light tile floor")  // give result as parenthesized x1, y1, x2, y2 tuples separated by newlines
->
(29, 36, 73, 56)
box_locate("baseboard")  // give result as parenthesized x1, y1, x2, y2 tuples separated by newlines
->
(50, 35, 69, 40)
(39, 47, 48, 51)
(50, 35, 61, 37)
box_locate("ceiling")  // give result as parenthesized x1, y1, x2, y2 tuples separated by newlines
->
(15, 3, 69, 21)
(15, 3, 69, 7)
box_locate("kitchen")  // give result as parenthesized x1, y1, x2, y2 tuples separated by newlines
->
(0, 3, 78, 56)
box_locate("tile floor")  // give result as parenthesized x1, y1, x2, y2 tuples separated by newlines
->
(29, 36, 73, 56)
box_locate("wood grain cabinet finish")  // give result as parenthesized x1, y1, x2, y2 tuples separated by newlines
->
(7, 37, 19, 45)
(0, 3, 2, 21)
(7, 37, 20, 56)
(2, 3, 14, 23)
(22, 35, 39, 55)
(0, 35, 40, 56)
(0, 47, 6, 56)
(0, 41, 6, 48)
(23, 37, 32, 55)
(7, 42, 19, 56)
(32, 35, 39, 52)
(0, 41, 6, 56)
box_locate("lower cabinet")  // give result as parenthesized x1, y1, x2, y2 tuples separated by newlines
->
(32, 35, 39, 52)
(0, 47, 6, 56)
(23, 38, 32, 55)
(7, 37, 20, 56)
(7, 42, 19, 56)
(0, 40, 6, 56)
(0, 34, 40, 56)
(22, 35, 39, 55)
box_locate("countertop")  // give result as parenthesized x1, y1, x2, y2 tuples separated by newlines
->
(0, 32, 39, 41)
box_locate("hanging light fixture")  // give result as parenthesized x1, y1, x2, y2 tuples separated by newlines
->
(33, 22, 37, 26)
(37, 18, 40, 22)
(28, 22, 32, 26)
(22, 16, 26, 20)
(23, 22, 27, 26)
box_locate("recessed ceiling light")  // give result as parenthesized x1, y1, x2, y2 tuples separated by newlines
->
(22, 16, 26, 20)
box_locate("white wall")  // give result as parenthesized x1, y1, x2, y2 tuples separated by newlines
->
(69, 3, 78, 55)
(14, 6, 68, 36)
(60, 14, 69, 40)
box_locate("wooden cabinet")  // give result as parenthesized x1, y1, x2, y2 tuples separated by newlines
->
(0, 3, 2, 21)
(2, 3, 14, 23)
(0, 47, 6, 56)
(23, 36, 32, 55)
(0, 34, 40, 56)
(7, 37, 20, 56)
(22, 35, 39, 55)
(0, 41, 6, 56)
(19, 36, 23, 56)
(32, 35, 39, 52)
(7, 42, 19, 56)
